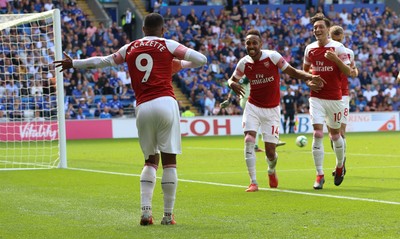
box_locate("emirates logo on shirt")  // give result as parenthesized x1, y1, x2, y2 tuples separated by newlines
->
(313, 60, 334, 72)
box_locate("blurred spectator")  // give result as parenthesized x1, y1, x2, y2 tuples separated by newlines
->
(0, 104, 6, 122)
(117, 66, 130, 85)
(153, 0, 162, 13)
(77, 97, 90, 115)
(9, 98, 24, 120)
(5, 77, 19, 97)
(358, 71, 372, 86)
(348, 76, 361, 90)
(355, 94, 368, 112)
(122, 8, 135, 40)
(212, 102, 221, 115)
(367, 96, 379, 112)
(95, 95, 109, 117)
(76, 107, 86, 120)
(203, 90, 215, 116)
(363, 84, 378, 102)
(71, 83, 84, 104)
(31, 80, 43, 96)
(32, 110, 45, 122)
(86, 21, 97, 40)
(108, 94, 124, 117)
(38, 95, 55, 119)
(384, 83, 397, 98)
(0, 81, 6, 97)
(181, 105, 195, 117)
(84, 86, 95, 105)
(99, 106, 112, 119)
(118, 84, 133, 101)
(109, 70, 122, 93)
(102, 81, 114, 95)
(65, 103, 76, 119)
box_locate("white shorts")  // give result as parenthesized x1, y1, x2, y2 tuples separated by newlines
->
(242, 102, 280, 144)
(136, 96, 182, 159)
(309, 97, 343, 129)
(341, 95, 349, 125)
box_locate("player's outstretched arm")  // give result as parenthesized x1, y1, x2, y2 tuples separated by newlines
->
(54, 51, 121, 72)
(54, 52, 73, 72)
(283, 65, 326, 93)
(179, 48, 207, 69)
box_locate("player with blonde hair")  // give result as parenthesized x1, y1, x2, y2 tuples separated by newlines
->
(328, 25, 359, 177)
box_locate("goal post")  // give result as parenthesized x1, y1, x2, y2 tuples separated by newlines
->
(0, 9, 67, 170)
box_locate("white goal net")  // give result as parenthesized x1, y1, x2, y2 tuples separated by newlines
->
(0, 9, 67, 170)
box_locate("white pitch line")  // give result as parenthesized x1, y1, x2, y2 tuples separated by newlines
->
(69, 167, 400, 206)
(185, 147, 400, 158)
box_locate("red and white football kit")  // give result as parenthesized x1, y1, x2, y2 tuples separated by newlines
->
(233, 50, 289, 144)
(304, 40, 350, 128)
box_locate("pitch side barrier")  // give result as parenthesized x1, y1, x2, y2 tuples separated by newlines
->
(2, 112, 396, 140)
(0, 111, 397, 140)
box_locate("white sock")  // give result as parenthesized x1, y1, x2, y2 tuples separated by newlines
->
(312, 137, 324, 175)
(333, 136, 345, 168)
(255, 131, 260, 147)
(245, 142, 257, 185)
(140, 166, 157, 215)
(266, 152, 278, 174)
(162, 167, 177, 216)
(343, 137, 347, 157)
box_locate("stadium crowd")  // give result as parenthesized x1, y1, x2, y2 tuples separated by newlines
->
(0, 0, 399, 120)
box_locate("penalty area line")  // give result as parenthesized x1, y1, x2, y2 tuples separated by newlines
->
(69, 167, 400, 206)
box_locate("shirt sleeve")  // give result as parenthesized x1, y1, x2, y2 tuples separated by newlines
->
(270, 51, 289, 71)
(303, 45, 311, 66)
(72, 44, 129, 68)
(165, 39, 207, 68)
(232, 58, 246, 79)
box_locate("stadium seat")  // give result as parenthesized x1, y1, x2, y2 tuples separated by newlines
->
(94, 95, 102, 104)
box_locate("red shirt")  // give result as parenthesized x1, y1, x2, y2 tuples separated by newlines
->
(341, 47, 355, 96)
(122, 37, 186, 106)
(233, 50, 288, 108)
(304, 40, 350, 100)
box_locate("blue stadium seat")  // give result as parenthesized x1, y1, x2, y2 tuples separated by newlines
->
(94, 95, 102, 103)
(121, 99, 132, 107)
(105, 95, 113, 101)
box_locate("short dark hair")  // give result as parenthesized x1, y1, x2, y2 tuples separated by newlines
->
(144, 13, 164, 30)
(246, 29, 262, 39)
(310, 13, 331, 28)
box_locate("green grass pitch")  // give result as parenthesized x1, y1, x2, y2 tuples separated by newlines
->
(1, 132, 399, 238)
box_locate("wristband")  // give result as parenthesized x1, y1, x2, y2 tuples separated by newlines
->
(228, 79, 234, 87)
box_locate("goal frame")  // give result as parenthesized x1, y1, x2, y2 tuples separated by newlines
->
(0, 9, 67, 169)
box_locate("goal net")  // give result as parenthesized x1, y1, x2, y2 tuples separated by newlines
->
(0, 9, 67, 170)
